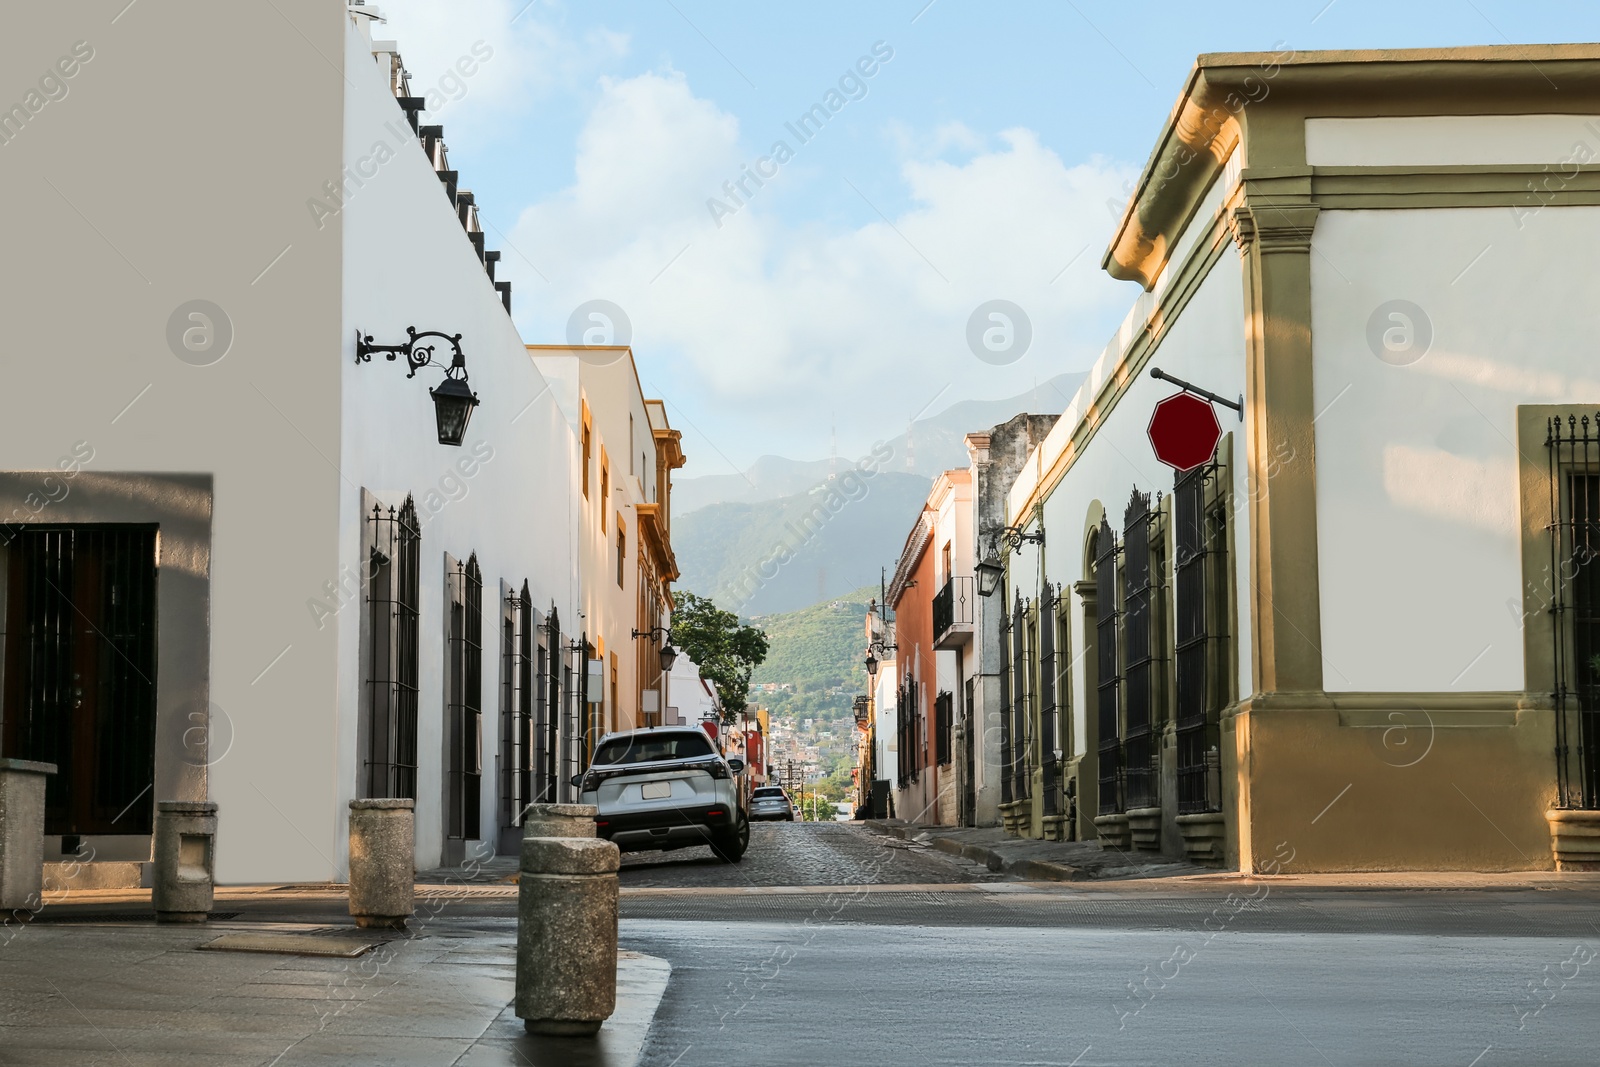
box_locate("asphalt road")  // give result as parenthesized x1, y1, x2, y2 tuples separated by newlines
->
(626, 919, 1600, 1067)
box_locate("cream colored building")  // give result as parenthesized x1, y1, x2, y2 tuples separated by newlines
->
(528, 348, 685, 760)
(999, 44, 1600, 873)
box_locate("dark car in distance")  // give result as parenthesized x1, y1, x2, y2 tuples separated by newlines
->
(749, 785, 796, 822)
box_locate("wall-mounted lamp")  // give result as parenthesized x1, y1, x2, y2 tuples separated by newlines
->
(975, 524, 1044, 597)
(631, 625, 678, 672)
(356, 327, 480, 446)
(864, 639, 896, 678)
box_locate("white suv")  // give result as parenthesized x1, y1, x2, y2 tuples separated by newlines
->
(572, 726, 749, 862)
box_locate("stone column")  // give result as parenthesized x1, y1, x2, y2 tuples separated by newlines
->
(348, 799, 414, 930)
(0, 759, 57, 914)
(152, 801, 218, 922)
(516, 803, 619, 1036)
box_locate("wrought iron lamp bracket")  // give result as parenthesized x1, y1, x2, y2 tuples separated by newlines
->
(995, 524, 1045, 555)
(631, 626, 671, 642)
(356, 327, 471, 384)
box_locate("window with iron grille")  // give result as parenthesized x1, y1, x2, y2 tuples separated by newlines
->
(1122, 489, 1159, 812)
(499, 584, 519, 829)
(1550, 414, 1600, 810)
(897, 674, 918, 783)
(0, 525, 158, 836)
(1011, 597, 1030, 803)
(1039, 584, 1060, 817)
(365, 498, 421, 800)
(446, 554, 483, 841)
(500, 582, 540, 829)
(935, 690, 953, 765)
(1095, 515, 1123, 816)
(1175, 462, 1229, 814)
(999, 600, 1014, 805)
(546, 608, 564, 801)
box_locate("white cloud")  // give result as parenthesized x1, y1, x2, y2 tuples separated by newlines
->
(502, 68, 1140, 466)
(374, 0, 628, 132)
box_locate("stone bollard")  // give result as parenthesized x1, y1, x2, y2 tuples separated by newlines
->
(152, 801, 218, 922)
(348, 799, 414, 930)
(0, 759, 57, 915)
(516, 803, 620, 1036)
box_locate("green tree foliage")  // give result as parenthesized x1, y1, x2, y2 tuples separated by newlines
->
(672, 591, 770, 719)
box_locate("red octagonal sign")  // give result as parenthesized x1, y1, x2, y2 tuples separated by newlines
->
(1147, 391, 1222, 473)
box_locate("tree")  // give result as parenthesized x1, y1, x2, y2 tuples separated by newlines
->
(671, 591, 770, 720)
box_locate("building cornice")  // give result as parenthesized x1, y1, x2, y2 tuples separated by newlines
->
(1104, 44, 1600, 290)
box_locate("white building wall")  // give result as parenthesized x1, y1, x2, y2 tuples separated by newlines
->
(1310, 205, 1600, 692)
(335, 20, 580, 871)
(1, 3, 351, 885)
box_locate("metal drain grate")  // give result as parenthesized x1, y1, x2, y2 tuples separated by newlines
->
(199, 932, 384, 957)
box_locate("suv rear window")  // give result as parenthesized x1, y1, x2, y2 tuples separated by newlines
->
(593, 732, 715, 766)
(753, 787, 787, 798)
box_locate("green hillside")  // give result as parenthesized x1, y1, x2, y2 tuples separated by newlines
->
(748, 586, 876, 723)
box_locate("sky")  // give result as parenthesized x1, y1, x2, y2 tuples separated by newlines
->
(374, 0, 1600, 478)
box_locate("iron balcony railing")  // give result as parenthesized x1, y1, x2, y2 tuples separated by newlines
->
(933, 575, 974, 644)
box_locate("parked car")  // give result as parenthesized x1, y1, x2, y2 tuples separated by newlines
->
(749, 785, 796, 822)
(571, 726, 749, 862)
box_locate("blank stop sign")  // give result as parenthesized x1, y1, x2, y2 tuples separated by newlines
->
(1147, 392, 1222, 473)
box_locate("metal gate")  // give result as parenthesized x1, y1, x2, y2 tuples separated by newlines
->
(1, 525, 158, 835)
(1095, 515, 1123, 816)
(1550, 415, 1600, 809)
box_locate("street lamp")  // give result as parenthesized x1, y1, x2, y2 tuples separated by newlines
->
(632, 625, 678, 676)
(975, 552, 1004, 598)
(356, 328, 481, 446)
(864, 638, 895, 679)
(976, 524, 1045, 597)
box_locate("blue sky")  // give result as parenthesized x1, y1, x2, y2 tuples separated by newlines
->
(376, 1, 1599, 477)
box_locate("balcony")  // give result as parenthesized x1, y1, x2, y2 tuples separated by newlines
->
(933, 575, 974, 649)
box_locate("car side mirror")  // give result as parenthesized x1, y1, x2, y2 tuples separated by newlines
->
(726, 758, 745, 774)
(570, 773, 584, 788)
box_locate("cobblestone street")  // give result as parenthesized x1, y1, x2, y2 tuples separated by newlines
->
(617, 821, 1000, 888)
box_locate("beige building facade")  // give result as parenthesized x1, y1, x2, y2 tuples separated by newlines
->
(1000, 44, 1600, 873)
(528, 347, 685, 761)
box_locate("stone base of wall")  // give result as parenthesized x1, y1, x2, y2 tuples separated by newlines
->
(1176, 812, 1227, 866)
(1546, 809, 1600, 871)
(1042, 814, 1070, 842)
(43, 861, 147, 891)
(1127, 807, 1162, 852)
(1093, 813, 1130, 851)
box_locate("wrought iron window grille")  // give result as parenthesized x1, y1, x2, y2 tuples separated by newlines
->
(1549, 414, 1600, 810)
(365, 499, 421, 800)
(1174, 461, 1228, 815)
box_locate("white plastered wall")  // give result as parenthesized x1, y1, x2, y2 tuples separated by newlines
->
(1310, 205, 1600, 692)
(336, 20, 580, 872)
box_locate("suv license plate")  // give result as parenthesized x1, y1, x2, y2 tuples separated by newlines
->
(642, 781, 672, 800)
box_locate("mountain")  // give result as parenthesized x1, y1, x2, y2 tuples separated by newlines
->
(673, 372, 1085, 514)
(673, 471, 932, 616)
(748, 587, 875, 724)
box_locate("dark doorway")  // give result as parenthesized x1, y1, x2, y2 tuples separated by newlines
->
(1, 525, 158, 836)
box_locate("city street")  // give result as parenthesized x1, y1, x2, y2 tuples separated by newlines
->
(10, 823, 1600, 1066)
(618, 821, 997, 889)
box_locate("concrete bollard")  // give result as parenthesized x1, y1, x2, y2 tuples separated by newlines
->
(152, 801, 218, 922)
(0, 759, 57, 915)
(516, 803, 620, 1036)
(348, 799, 415, 930)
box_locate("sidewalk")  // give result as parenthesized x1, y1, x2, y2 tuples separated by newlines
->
(0, 917, 668, 1067)
(863, 820, 1600, 891)
(868, 820, 1208, 882)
